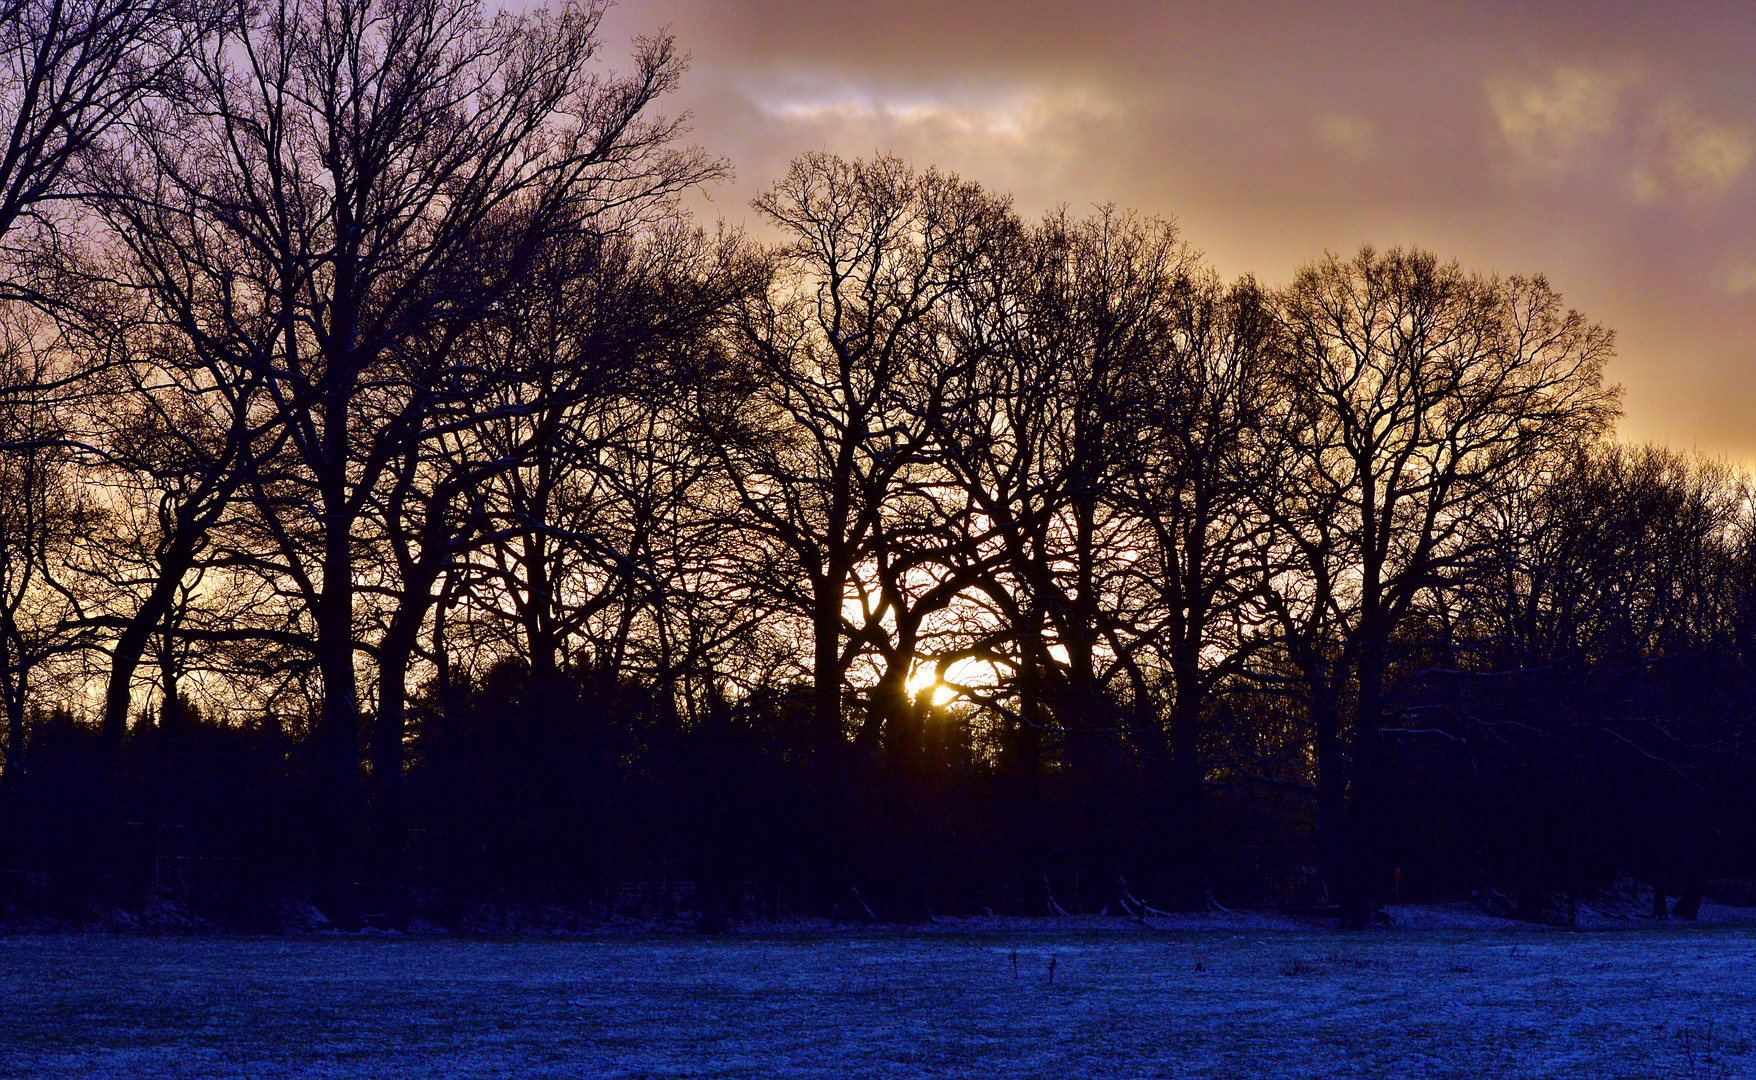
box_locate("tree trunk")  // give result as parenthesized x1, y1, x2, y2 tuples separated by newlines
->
(313, 609, 361, 926)
(871, 665, 913, 762)
(0, 660, 25, 875)
(86, 563, 190, 917)
(1337, 638, 1387, 929)
(312, 382, 362, 928)
(99, 582, 174, 754)
(811, 594, 843, 745)
(1011, 641, 1047, 909)
(1, 665, 22, 789)
(99, 530, 203, 753)
(1166, 660, 1207, 912)
(369, 610, 424, 892)
(1312, 680, 1346, 906)
(520, 528, 561, 683)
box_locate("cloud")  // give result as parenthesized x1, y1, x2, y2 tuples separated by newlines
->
(1486, 64, 1751, 202)
(1643, 99, 1752, 198)
(1487, 66, 1628, 175)
(751, 77, 1117, 142)
(1313, 114, 1376, 160)
(741, 75, 1125, 206)
(625, 0, 1756, 463)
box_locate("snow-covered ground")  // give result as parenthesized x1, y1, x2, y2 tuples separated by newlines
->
(2, 911, 1752, 1078)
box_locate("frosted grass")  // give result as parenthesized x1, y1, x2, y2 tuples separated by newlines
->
(2, 917, 1751, 1078)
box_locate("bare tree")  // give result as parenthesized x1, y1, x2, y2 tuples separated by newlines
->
(0, 0, 208, 299)
(41, 263, 290, 759)
(1117, 271, 1278, 909)
(1262, 247, 1619, 926)
(0, 0, 217, 757)
(96, 0, 715, 918)
(931, 208, 1199, 902)
(718, 153, 1011, 746)
(466, 223, 758, 690)
(1450, 444, 1746, 918)
(0, 306, 90, 787)
(1462, 445, 1735, 671)
(363, 220, 756, 880)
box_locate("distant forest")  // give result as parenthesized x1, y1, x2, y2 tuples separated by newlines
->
(1, 0, 1750, 932)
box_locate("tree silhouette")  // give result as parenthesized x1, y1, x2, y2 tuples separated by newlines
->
(1262, 247, 1619, 926)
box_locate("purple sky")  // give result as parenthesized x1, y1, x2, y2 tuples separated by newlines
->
(602, 0, 1756, 459)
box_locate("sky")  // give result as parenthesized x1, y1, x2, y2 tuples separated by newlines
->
(598, 0, 1756, 460)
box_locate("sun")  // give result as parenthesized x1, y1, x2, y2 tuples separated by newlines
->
(905, 661, 960, 707)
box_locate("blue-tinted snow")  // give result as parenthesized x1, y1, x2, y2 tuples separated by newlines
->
(2, 912, 1752, 1078)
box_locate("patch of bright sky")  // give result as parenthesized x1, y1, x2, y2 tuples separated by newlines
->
(752, 77, 1115, 141)
(741, 73, 1127, 218)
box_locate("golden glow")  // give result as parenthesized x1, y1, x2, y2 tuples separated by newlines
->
(905, 663, 957, 707)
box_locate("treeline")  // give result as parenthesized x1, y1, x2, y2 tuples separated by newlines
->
(1, 0, 1752, 931)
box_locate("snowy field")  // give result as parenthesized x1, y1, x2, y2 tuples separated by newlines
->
(2, 913, 1754, 1079)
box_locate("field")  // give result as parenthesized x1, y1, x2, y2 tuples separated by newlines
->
(2, 912, 1752, 1078)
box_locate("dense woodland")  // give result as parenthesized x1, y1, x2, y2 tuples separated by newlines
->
(1, 0, 1753, 932)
